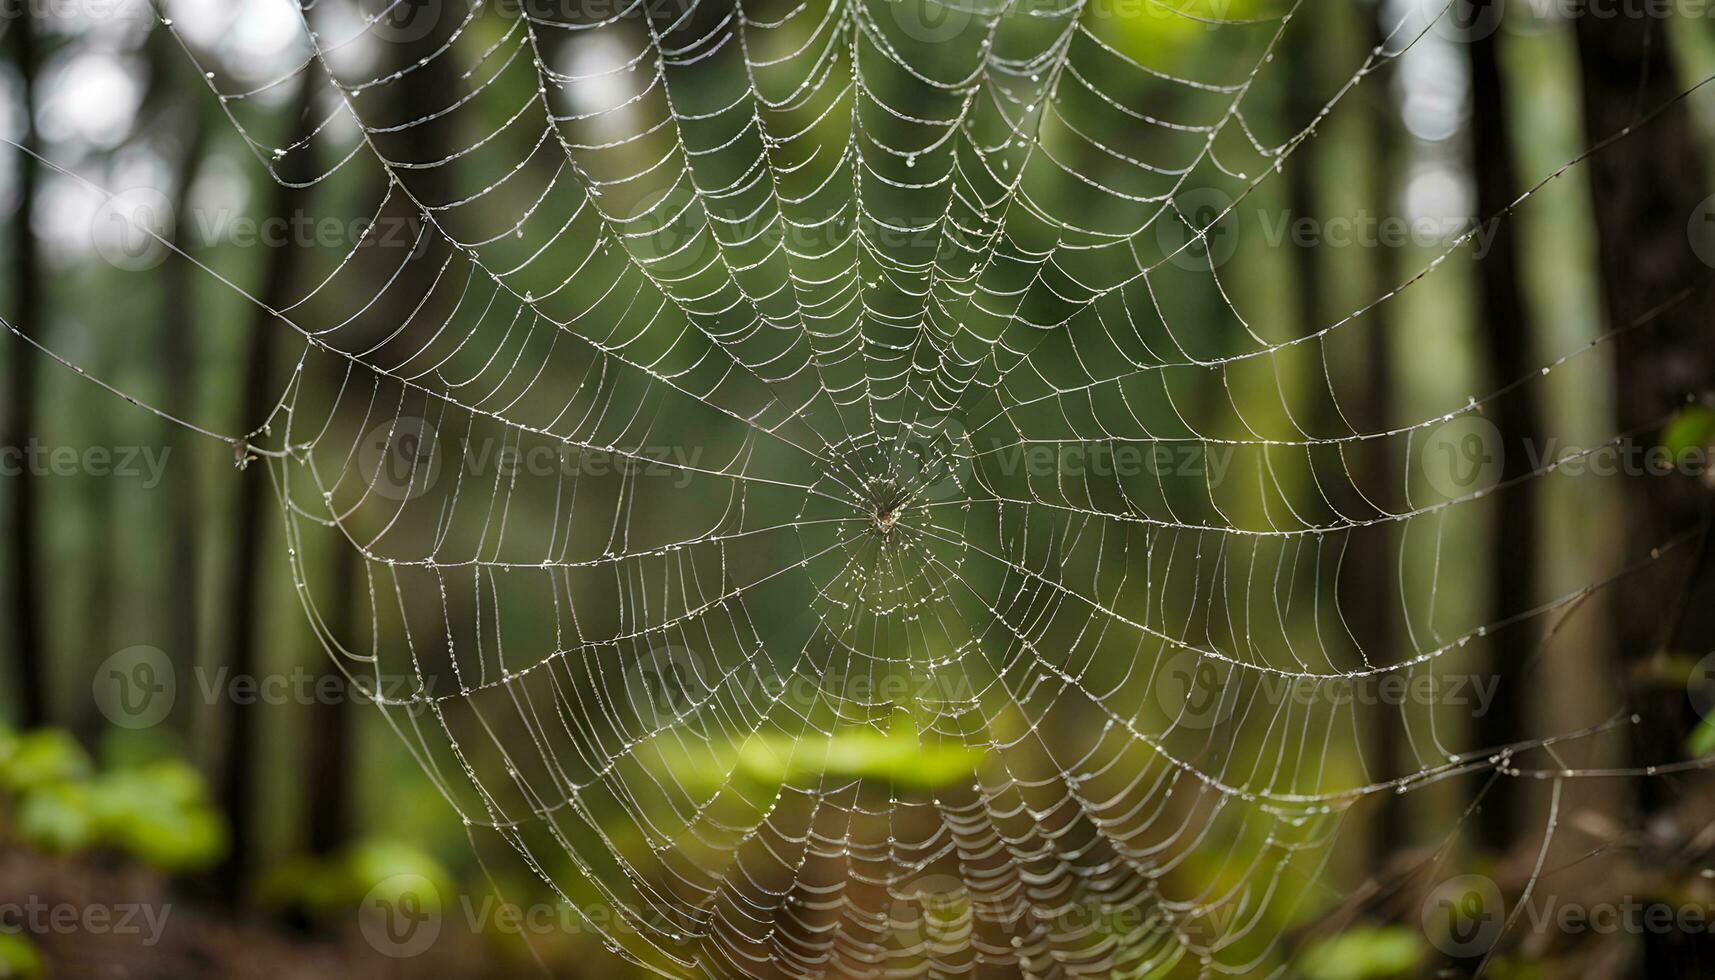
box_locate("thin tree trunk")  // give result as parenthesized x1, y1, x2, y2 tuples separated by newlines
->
(160, 103, 211, 729)
(1576, 20, 1715, 650)
(1574, 17, 1715, 978)
(4, 10, 48, 730)
(1577, 4, 1715, 809)
(215, 72, 319, 905)
(305, 544, 356, 856)
(1466, 26, 1542, 855)
(292, 22, 458, 863)
(1284, 10, 1406, 862)
(1357, 3, 1404, 864)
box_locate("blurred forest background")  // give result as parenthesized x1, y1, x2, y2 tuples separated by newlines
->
(3, 0, 1715, 977)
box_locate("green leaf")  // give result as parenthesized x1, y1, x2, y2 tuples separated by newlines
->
(14, 782, 96, 854)
(0, 934, 42, 980)
(107, 806, 228, 872)
(1687, 714, 1715, 759)
(1297, 926, 1422, 980)
(736, 713, 984, 789)
(1661, 405, 1715, 458)
(85, 762, 227, 871)
(342, 838, 454, 911)
(260, 857, 347, 914)
(0, 729, 93, 793)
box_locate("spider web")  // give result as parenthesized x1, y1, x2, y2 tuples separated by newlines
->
(12, 0, 1715, 975)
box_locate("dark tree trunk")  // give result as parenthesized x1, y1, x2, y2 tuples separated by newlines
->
(159, 103, 211, 729)
(1284, 10, 1407, 861)
(215, 73, 319, 905)
(1574, 17, 1715, 978)
(1577, 8, 1715, 799)
(1466, 26, 1542, 855)
(305, 545, 357, 857)
(1356, 3, 1405, 863)
(4, 9, 47, 730)
(1576, 20, 1715, 647)
(292, 22, 460, 864)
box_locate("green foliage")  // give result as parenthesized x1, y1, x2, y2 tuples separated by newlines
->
(13, 782, 95, 854)
(1109, 0, 1279, 65)
(1687, 713, 1715, 758)
(85, 761, 228, 871)
(1661, 404, 1715, 460)
(0, 935, 42, 980)
(0, 727, 226, 872)
(0, 730, 93, 793)
(262, 838, 453, 918)
(1295, 926, 1422, 980)
(736, 712, 985, 790)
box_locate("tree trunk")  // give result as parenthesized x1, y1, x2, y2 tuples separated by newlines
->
(1576, 19, 1715, 651)
(1356, 2, 1405, 864)
(1574, 17, 1715, 978)
(215, 72, 319, 905)
(159, 101, 211, 731)
(1466, 23, 1543, 856)
(4, 8, 47, 730)
(305, 544, 357, 857)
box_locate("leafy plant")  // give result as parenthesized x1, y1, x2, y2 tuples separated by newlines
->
(262, 837, 453, 918)
(1296, 926, 1422, 980)
(0, 935, 42, 980)
(0, 726, 226, 872)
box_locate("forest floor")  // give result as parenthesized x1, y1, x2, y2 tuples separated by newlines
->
(0, 847, 534, 979)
